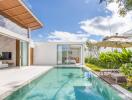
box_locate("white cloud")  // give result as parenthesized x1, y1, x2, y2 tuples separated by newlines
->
(80, 2, 132, 36)
(89, 39, 97, 43)
(48, 31, 89, 42)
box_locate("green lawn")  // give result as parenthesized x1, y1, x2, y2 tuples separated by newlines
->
(121, 83, 132, 92)
(85, 63, 105, 72)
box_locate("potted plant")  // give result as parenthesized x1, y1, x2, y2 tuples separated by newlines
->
(0, 54, 2, 60)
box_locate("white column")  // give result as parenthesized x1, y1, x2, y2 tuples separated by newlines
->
(28, 28, 31, 66)
(81, 44, 85, 65)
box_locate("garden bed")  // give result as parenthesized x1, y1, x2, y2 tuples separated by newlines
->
(85, 63, 105, 72)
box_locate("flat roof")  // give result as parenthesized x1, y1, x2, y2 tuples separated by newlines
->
(35, 42, 85, 45)
(0, 0, 43, 30)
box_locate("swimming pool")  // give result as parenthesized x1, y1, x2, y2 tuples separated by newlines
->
(5, 67, 127, 100)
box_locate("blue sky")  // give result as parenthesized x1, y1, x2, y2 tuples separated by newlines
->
(24, 0, 132, 42)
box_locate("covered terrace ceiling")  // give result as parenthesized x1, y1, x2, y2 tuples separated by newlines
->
(0, 0, 43, 30)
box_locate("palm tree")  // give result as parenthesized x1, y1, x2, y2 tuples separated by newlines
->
(86, 41, 100, 57)
(99, 0, 132, 16)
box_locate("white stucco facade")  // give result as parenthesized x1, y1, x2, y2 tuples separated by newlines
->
(34, 42, 85, 66)
(34, 42, 57, 65)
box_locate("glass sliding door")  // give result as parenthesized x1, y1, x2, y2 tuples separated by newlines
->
(57, 45, 68, 64)
(57, 45, 63, 64)
(20, 41, 29, 66)
(57, 44, 82, 65)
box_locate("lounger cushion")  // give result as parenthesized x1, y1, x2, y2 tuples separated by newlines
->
(0, 61, 8, 68)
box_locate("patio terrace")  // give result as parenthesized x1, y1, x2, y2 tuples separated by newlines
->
(0, 66, 53, 99)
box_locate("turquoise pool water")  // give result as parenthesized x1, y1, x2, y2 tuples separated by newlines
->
(5, 67, 124, 100)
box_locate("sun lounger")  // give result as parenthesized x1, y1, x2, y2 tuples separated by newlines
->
(100, 69, 119, 75)
(100, 69, 127, 84)
(111, 73, 127, 83)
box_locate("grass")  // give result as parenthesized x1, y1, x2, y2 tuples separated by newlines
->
(85, 63, 105, 72)
(120, 83, 132, 92)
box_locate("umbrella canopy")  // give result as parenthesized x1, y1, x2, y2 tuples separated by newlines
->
(93, 36, 132, 48)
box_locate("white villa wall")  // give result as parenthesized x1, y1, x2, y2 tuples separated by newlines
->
(0, 36, 16, 66)
(34, 42, 85, 66)
(34, 43, 57, 65)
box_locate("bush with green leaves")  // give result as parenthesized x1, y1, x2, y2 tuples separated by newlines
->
(99, 49, 132, 68)
(85, 48, 132, 69)
(85, 56, 99, 65)
(0, 54, 2, 60)
(120, 63, 132, 78)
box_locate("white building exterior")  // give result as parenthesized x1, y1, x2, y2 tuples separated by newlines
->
(34, 42, 85, 66)
(0, 0, 43, 68)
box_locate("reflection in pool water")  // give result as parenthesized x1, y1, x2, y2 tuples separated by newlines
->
(5, 67, 126, 100)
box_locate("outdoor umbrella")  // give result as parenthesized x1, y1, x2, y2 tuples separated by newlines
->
(93, 36, 132, 48)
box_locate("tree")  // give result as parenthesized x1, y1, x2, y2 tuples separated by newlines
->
(86, 41, 100, 57)
(100, 0, 132, 16)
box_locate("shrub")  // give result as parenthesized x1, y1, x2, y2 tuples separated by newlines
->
(120, 63, 132, 77)
(0, 54, 2, 60)
(85, 48, 132, 69)
(85, 57, 89, 63)
(85, 56, 99, 65)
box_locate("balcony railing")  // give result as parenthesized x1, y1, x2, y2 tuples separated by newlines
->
(0, 15, 28, 38)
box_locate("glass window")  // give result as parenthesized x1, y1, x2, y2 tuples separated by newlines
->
(20, 41, 29, 66)
(57, 44, 82, 65)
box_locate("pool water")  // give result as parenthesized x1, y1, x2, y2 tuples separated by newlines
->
(5, 67, 124, 100)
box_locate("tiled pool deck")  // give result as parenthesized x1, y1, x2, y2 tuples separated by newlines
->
(0, 66, 53, 99)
